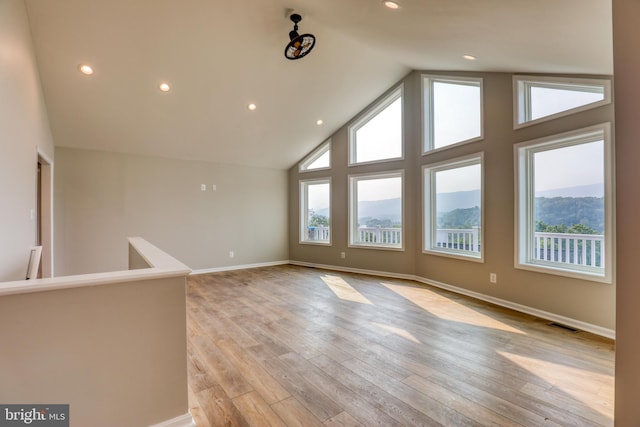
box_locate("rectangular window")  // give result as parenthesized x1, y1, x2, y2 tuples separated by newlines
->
(299, 139, 331, 172)
(423, 75, 483, 153)
(349, 171, 403, 249)
(349, 86, 403, 165)
(423, 154, 483, 261)
(514, 76, 611, 128)
(300, 179, 331, 245)
(515, 123, 613, 282)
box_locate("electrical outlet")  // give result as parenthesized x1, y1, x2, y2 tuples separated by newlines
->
(490, 273, 497, 283)
(200, 184, 206, 191)
(229, 251, 235, 258)
(340, 252, 346, 259)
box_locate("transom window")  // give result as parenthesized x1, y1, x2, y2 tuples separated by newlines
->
(349, 171, 403, 249)
(423, 154, 483, 261)
(300, 179, 331, 245)
(515, 123, 613, 282)
(423, 75, 483, 153)
(299, 139, 331, 172)
(514, 76, 611, 128)
(349, 86, 403, 165)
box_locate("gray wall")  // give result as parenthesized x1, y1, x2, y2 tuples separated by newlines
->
(0, 0, 55, 281)
(55, 147, 288, 275)
(289, 70, 615, 330)
(613, 0, 640, 423)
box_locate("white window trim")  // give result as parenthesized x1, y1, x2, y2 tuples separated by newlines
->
(299, 178, 332, 246)
(422, 74, 484, 155)
(422, 153, 485, 262)
(513, 75, 612, 129)
(299, 139, 331, 172)
(348, 85, 404, 166)
(514, 123, 614, 283)
(348, 170, 404, 251)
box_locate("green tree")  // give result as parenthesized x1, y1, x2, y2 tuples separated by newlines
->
(308, 210, 329, 227)
(535, 220, 598, 234)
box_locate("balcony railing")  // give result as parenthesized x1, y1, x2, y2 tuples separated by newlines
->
(534, 231, 604, 268)
(306, 226, 330, 242)
(305, 226, 604, 268)
(435, 226, 480, 252)
(357, 226, 401, 245)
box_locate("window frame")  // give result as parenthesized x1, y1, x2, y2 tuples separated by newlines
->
(348, 85, 404, 166)
(299, 178, 332, 246)
(423, 153, 485, 262)
(514, 123, 614, 283)
(348, 170, 404, 251)
(422, 74, 484, 155)
(513, 75, 612, 129)
(299, 139, 331, 172)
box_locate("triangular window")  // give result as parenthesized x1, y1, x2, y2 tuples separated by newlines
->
(299, 139, 331, 172)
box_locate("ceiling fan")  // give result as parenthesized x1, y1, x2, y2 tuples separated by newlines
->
(284, 13, 316, 60)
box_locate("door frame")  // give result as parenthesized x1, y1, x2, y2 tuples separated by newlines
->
(37, 149, 53, 278)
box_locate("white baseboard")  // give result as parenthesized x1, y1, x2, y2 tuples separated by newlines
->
(149, 412, 196, 427)
(289, 260, 616, 340)
(289, 260, 416, 281)
(412, 276, 615, 339)
(191, 260, 290, 275)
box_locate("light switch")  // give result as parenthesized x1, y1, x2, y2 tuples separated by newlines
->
(200, 184, 206, 191)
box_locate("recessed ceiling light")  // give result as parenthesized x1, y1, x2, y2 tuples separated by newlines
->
(158, 83, 171, 92)
(247, 103, 257, 111)
(316, 119, 324, 126)
(463, 54, 477, 61)
(78, 64, 94, 75)
(383, 1, 400, 9)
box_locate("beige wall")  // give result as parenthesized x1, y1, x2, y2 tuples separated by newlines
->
(0, 276, 188, 427)
(289, 70, 615, 330)
(55, 147, 288, 275)
(613, 0, 640, 423)
(0, 0, 55, 281)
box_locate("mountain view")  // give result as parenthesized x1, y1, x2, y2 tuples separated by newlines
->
(319, 184, 605, 234)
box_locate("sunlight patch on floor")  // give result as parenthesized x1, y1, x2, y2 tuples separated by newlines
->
(321, 275, 373, 305)
(498, 350, 614, 420)
(371, 322, 421, 344)
(381, 282, 525, 335)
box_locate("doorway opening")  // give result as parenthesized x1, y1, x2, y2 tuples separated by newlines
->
(37, 151, 53, 278)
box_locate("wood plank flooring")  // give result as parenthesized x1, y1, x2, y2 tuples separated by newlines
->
(186, 265, 614, 427)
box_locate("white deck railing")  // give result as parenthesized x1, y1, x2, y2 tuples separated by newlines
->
(306, 226, 330, 241)
(436, 226, 480, 252)
(534, 231, 604, 268)
(357, 226, 402, 245)
(305, 227, 604, 267)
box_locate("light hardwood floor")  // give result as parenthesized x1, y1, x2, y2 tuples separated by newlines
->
(186, 265, 614, 427)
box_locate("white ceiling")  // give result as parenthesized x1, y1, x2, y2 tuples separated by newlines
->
(25, 0, 612, 170)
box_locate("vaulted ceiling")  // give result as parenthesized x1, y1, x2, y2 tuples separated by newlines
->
(25, 0, 612, 170)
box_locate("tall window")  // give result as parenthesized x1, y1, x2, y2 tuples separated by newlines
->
(514, 76, 611, 128)
(423, 154, 483, 261)
(515, 123, 613, 282)
(299, 139, 331, 172)
(349, 171, 403, 249)
(300, 179, 331, 245)
(423, 75, 483, 153)
(349, 86, 403, 165)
